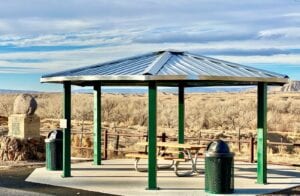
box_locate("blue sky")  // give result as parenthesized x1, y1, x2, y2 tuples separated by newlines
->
(0, 0, 299, 91)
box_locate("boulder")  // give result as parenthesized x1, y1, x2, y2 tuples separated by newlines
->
(13, 94, 37, 115)
(0, 136, 45, 161)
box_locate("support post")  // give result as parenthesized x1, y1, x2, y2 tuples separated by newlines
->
(148, 82, 158, 190)
(93, 84, 101, 165)
(62, 82, 71, 177)
(178, 85, 185, 158)
(257, 82, 267, 184)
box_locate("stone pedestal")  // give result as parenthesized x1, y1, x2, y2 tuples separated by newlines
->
(8, 114, 40, 138)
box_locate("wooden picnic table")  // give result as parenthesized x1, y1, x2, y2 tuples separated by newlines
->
(135, 142, 207, 176)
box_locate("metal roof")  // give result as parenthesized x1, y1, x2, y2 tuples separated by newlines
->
(41, 50, 289, 86)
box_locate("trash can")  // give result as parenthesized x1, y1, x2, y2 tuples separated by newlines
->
(205, 140, 234, 194)
(45, 129, 63, 170)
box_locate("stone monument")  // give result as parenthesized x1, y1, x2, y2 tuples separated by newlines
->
(8, 94, 40, 138)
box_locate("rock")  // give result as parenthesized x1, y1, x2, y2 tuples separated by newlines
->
(13, 94, 37, 115)
(0, 136, 45, 161)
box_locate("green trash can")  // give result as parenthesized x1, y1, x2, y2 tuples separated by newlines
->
(205, 140, 234, 194)
(45, 129, 63, 171)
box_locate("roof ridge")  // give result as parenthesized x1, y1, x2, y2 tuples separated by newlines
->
(142, 51, 172, 75)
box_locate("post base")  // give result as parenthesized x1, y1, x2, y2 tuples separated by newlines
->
(61, 174, 72, 178)
(146, 187, 160, 190)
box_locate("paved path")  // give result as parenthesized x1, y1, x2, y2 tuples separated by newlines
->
(0, 187, 49, 196)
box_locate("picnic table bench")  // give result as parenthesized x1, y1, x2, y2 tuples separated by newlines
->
(126, 142, 206, 177)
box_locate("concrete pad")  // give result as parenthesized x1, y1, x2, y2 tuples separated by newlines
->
(26, 159, 300, 196)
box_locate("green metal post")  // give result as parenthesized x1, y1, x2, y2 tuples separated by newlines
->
(257, 82, 267, 184)
(62, 82, 71, 177)
(148, 82, 158, 190)
(93, 84, 101, 165)
(178, 85, 185, 158)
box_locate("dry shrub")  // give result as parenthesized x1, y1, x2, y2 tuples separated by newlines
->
(0, 91, 299, 139)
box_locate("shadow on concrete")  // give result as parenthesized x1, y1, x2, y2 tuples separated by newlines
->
(73, 175, 201, 178)
(159, 188, 203, 191)
(234, 188, 279, 195)
(235, 166, 300, 178)
(0, 166, 115, 196)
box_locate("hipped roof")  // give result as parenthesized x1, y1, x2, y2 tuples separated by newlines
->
(41, 50, 289, 87)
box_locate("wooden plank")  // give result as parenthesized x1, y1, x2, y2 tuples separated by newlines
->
(125, 153, 167, 160)
(137, 141, 206, 150)
(173, 158, 188, 162)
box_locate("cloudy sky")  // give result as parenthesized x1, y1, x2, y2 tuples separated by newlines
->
(0, 0, 300, 91)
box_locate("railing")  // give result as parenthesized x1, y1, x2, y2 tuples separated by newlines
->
(40, 128, 300, 166)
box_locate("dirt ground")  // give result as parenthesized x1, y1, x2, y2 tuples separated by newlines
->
(0, 165, 115, 196)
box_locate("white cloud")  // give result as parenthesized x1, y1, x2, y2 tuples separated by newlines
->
(258, 27, 300, 39)
(0, 0, 299, 76)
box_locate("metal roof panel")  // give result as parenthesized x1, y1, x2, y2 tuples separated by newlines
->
(41, 50, 289, 85)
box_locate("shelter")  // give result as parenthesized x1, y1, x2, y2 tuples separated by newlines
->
(41, 50, 289, 190)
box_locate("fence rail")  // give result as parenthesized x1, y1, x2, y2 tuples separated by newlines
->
(41, 128, 300, 166)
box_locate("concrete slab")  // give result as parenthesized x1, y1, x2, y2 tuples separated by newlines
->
(26, 159, 300, 196)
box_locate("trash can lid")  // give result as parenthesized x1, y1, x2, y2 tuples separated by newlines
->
(47, 129, 63, 140)
(205, 140, 234, 157)
(207, 140, 230, 153)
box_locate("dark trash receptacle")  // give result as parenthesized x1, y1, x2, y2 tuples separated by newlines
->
(205, 140, 234, 194)
(45, 129, 63, 171)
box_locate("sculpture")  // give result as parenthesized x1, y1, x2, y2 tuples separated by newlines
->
(8, 94, 40, 138)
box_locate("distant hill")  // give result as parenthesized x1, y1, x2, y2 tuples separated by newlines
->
(74, 86, 253, 94)
(0, 86, 254, 94)
(280, 81, 300, 92)
(0, 89, 40, 94)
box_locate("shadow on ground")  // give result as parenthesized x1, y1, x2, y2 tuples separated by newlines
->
(0, 166, 116, 196)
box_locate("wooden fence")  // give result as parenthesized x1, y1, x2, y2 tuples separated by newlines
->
(41, 128, 300, 166)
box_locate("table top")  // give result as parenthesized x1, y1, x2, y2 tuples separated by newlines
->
(137, 141, 206, 150)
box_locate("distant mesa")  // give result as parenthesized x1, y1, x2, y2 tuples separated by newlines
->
(280, 80, 300, 92)
(0, 89, 40, 94)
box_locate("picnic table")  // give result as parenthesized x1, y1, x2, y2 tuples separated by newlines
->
(126, 141, 207, 177)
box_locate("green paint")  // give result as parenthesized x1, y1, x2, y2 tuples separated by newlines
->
(257, 82, 267, 184)
(178, 85, 185, 158)
(62, 82, 71, 177)
(148, 82, 158, 190)
(93, 84, 101, 165)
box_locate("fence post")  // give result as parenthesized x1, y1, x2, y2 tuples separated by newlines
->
(161, 132, 167, 150)
(162, 132, 167, 142)
(145, 133, 148, 154)
(114, 132, 120, 156)
(238, 129, 241, 153)
(104, 129, 108, 160)
(198, 131, 201, 144)
(249, 136, 254, 163)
